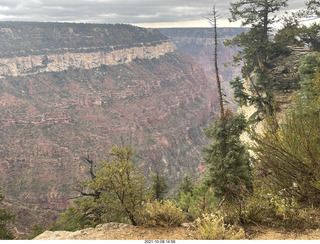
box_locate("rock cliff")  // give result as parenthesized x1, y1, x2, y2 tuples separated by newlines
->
(0, 22, 218, 236)
(158, 28, 248, 82)
(240, 46, 316, 140)
(0, 41, 176, 77)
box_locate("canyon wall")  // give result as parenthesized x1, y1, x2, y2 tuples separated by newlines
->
(240, 46, 316, 143)
(0, 22, 218, 236)
(158, 28, 248, 83)
(0, 41, 176, 77)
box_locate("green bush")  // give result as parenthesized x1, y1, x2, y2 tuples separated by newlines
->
(137, 200, 186, 227)
(175, 183, 218, 221)
(194, 213, 245, 240)
(219, 187, 319, 230)
(220, 195, 269, 226)
(268, 195, 319, 230)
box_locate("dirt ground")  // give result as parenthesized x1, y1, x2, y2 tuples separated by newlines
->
(34, 223, 320, 240)
(246, 226, 320, 240)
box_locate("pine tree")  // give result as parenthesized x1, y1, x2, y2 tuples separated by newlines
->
(229, 0, 288, 66)
(150, 168, 168, 201)
(177, 175, 195, 197)
(203, 111, 253, 202)
(307, 0, 320, 16)
(89, 145, 147, 226)
(204, 6, 253, 203)
(227, 0, 288, 119)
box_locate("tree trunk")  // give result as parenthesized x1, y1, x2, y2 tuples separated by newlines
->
(213, 6, 225, 120)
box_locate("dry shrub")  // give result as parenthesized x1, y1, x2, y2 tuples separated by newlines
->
(137, 200, 186, 227)
(194, 213, 245, 240)
(269, 195, 319, 230)
(220, 190, 320, 230)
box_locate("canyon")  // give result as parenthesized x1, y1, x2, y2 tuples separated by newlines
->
(0, 22, 243, 236)
(158, 28, 248, 82)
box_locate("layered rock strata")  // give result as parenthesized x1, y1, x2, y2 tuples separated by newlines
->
(0, 22, 218, 236)
(0, 41, 176, 77)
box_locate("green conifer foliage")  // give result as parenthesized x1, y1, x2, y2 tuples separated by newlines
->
(177, 175, 195, 197)
(298, 54, 320, 99)
(203, 112, 253, 202)
(229, 0, 288, 67)
(227, 0, 288, 119)
(150, 168, 168, 201)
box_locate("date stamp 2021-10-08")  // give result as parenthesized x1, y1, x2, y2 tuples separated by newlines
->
(144, 240, 176, 244)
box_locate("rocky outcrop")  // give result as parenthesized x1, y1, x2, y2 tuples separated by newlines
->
(0, 41, 176, 77)
(270, 46, 315, 110)
(33, 222, 194, 240)
(34, 223, 135, 240)
(240, 46, 317, 140)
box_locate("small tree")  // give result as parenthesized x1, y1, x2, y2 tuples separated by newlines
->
(203, 111, 253, 202)
(204, 6, 253, 205)
(51, 145, 147, 230)
(177, 175, 195, 197)
(0, 187, 15, 240)
(90, 145, 148, 226)
(298, 53, 320, 99)
(150, 168, 168, 201)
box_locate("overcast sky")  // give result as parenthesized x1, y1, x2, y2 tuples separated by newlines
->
(0, 0, 309, 28)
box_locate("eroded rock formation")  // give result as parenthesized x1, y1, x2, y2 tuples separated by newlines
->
(0, 22, 219, 236)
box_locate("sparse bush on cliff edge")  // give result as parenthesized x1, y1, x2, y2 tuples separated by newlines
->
(194, 213, 245, 240)
(137, 200, 186, 227)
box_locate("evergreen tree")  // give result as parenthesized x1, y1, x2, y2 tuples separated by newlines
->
(229, 0, 288, 66)
(227, 0, 288, 119)
(150, 168, 168, 201)
(177, 175, 195, 197)
(0, 187, 15, 240)
(89, 145, 147, 226)
(307, 0, 320, 16)
(204, 6, 253, 204)
(298, 54, 320, 99)
(203, 111, 253, 202)
(274, 1, 320, 52)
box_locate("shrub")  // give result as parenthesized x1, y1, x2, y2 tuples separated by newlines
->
(194, 213, 245, 240)
(175, 183, 218, 221)
(220, 196, 269, 226)
(219, 187, 319, 230)
(268, 195, 319, 230)
(137, 200, 186, 227)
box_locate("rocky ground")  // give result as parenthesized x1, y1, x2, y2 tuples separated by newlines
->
(33, 222, 320, 240)
(33, 222, 194, 240)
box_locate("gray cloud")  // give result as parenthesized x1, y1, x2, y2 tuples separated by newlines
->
(0, 0, 308, 26)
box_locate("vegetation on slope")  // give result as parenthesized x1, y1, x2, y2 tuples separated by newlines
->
(0, 22, 169, 57)
(2, 0, 320, 240)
